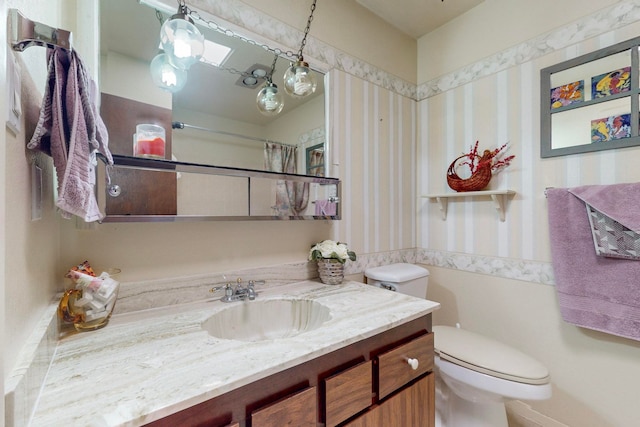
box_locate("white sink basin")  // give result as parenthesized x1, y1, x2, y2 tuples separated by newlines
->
(202, 298, 332, 342)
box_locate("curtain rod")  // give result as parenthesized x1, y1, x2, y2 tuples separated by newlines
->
(9, 9, 73, 52)
(171, 122, 297, 148)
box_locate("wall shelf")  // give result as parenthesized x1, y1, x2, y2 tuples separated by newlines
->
(422, 190, 516, 222)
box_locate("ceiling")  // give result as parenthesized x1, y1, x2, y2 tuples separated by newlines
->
(356, 0, 485, 39)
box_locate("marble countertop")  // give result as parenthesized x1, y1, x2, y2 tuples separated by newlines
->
(30, 280, 439, 426)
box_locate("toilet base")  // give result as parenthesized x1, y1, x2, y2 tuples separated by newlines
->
(436, 370, 508, 427)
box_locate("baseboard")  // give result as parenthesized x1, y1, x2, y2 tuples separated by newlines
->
(506, 401, 568, 427)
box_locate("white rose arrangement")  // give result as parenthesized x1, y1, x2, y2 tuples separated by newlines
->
(309, 240, 357, 264)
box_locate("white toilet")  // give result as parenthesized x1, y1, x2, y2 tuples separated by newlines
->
(364, 263, 552, 427)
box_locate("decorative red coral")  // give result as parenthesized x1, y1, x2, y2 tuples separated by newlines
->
(459, 141, 515, 175)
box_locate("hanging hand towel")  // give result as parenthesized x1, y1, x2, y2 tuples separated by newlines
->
(569, 184, 640, 260)
(27, 47, 113, 222)
(546, 185, 640, 341)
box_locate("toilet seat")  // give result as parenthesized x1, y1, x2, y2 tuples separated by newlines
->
(433, 326, 550, 385)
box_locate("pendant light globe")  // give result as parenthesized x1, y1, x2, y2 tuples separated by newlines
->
(256, 82, 285, 116)
(150, 52, 188, 92)
(283, 60, 317, 98)
(160, 12, 204, 70)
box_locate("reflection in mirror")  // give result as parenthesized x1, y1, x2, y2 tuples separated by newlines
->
(97, 157, 340, 221)
(306, 143, 325, 176)
(541, 36, 640, 158)
(100, 0, 327, 176)
(99, 0, 337, 220)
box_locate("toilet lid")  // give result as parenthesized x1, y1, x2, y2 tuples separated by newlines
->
(364, 263, 429, 282)
(433, 326, 550, 385)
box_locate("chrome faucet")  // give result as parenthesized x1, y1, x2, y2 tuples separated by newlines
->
(214, 278, 264, 303)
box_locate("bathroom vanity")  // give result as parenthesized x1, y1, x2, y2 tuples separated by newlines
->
(29, 281, 439, 426)
(152, 315, 434, 427)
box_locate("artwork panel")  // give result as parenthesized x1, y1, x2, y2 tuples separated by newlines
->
(590, 113, 631, 143)
(551, 80, 584, 109)
(591, 67, 631, 98)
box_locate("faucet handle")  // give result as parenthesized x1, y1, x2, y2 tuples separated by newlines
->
(248, 280, 265, 286)
(209, 285, 224, 294)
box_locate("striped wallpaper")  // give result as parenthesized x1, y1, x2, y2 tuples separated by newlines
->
(329, 22, 640, 269)
(420, 27, 640, 263)
(329, 69, 416, 256)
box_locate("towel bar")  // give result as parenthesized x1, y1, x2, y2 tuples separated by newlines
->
(8, 8, 73, 52)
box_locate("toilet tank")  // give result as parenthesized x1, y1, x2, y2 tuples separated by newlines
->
(364, 263, 429, 298)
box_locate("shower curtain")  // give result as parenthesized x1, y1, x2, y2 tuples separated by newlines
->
(264, 142, 309, 216)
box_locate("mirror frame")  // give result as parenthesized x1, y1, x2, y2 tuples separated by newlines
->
(540, 35, 640, 158)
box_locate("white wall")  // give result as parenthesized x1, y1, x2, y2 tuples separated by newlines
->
(1, 2, 6, 421)
(418, 1, 640, 425)
(2, 0, 66, 385)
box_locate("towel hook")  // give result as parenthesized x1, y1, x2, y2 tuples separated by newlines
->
(9, 9, 73, 52)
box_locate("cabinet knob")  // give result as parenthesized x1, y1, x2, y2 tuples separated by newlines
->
(406, 357, 419, 370)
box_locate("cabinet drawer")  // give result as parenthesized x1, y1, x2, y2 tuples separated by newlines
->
(378, 333, 434, 399)
(343, 374, 433, 427)
(251, 386, 317, 427)
(325, 360, 373, 427)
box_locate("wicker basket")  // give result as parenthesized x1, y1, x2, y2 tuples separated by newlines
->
(446, 151, 493, 192)
(317, 259, 345, 285)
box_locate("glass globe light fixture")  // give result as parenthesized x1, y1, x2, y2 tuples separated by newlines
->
(283, 59, 317, 98)
(150, 52, 188, 92)
(256, 82, 285, 116)
(160, 10, 204, 70)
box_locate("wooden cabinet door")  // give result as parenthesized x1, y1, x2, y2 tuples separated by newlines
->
(251, 386, 317, 427)
(343, 374, 434, 427)
(325, 360, 373, 427)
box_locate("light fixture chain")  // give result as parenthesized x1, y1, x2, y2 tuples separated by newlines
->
(155, 9, 164, 26)
(188, 9, 299, 60)
(266, 54, 279, 83)
(203, 63, 255, 79)
(297, 0, 317, 59)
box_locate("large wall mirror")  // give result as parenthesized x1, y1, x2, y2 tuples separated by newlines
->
(98, 0, 338, 220)
(541, 36, 640, 158)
